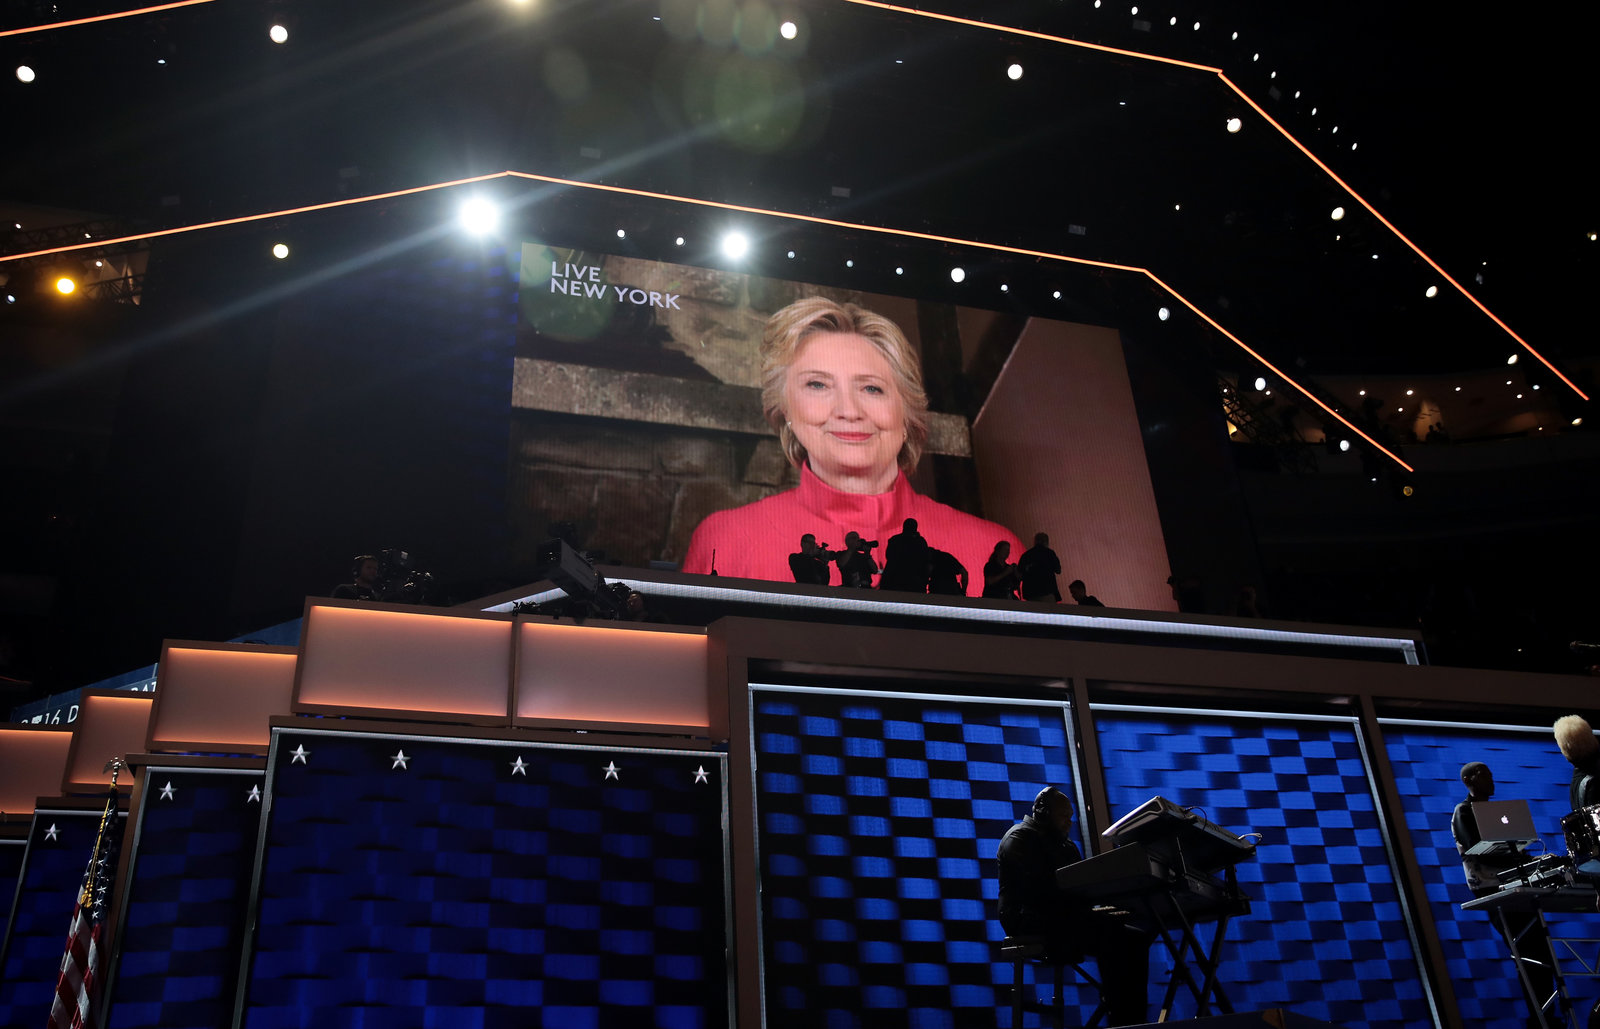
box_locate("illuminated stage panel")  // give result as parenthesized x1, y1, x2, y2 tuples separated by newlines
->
(1094, 708, 1433, 1028)
(149, 645, 297, 753)
(238, 729, 728, 1029)
(750, 686, 1083, 1028)
(514, 621, 709, 731)
(0, 725, 72, 814)
(0, 807, 127, 1028)
(105, 767, 265, 1029)
(1380, 721, 1599, 1026)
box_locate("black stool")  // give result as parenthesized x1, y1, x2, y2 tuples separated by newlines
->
(999, 936, 1107, 1029)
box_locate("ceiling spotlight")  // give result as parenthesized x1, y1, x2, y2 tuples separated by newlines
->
(1129, 5, 1137, 12)
(1401, 485, 1414, 497)
(675, 236, 685, 246)
(895, 267, 904, 275)
(1397, 407, 1404, 413)
(16, 65, 37, 83)
(950, 267, 966, 283)
(1193, 21, 1200, 29)
(845, 259, 854, 268)
(1294, 90, 1301, 99)
(1231, 30, 1238, 39)
(1331, 206, 1345, 221)
(1007, 63, 1023, 81)
(721, 231, 750, 260)
(1506, 380, 1513, 386)
(1332, 125, 1339, 133)
(1338, 440, 1350, 452)
(1052, 290, 1061, 299)
(1253, 377, 1266, 391)
(1405, 389, 1413, 396)
(1252, 52, 1259, 61)
(779, 20, 798, 39)
(55, 276, 77, 295)
(4, 293, 14, 304)
(1516, 394, 1524, 399)
(458, 196, 499, 235)
(1358, 390, 1367, 397)
(1425, 285, 1438, 298)
(786, 250, 795, 259)
(271, 243, 290, 259)
(268, 24, 289, 43)
(1533, 384, 1541, 390)
(1507, 354, 1519, 365)
(1226, 117, 1242, 133)
(1157, 307, 1170, 321)
(1574, 418, 1584, 426)
(1169, 16, 1177, 25)
(1589, 231, 1598, 242)
(1454, 386, 1461, 392)
(616, 229, 626, 239)
(1311, 107, 1318, 116)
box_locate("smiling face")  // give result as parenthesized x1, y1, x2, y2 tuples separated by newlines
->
(784, 331, 907, 494)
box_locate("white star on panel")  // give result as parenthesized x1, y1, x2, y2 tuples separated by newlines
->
(289, 744, 310, 764)
(603, 761, 620, 781)
(391, 750, 410, 770)
(510, 756, 528, 776)
(247, 785, 262, 803)
(158, 781, 176, 800)
(45, 823, 59, 841)
(694, 765, 709, 784)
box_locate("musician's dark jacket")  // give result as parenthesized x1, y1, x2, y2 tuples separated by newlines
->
(996, 813, 1087, 938)
(1571, 752, 1600, 811)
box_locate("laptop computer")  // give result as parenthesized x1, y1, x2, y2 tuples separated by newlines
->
(1467, 799, 1538, 855)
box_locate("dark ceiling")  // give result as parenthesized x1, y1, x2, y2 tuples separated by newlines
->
(3, 0, 1595, 382)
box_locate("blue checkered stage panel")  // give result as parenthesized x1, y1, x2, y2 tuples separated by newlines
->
(0, 808, 126, 1028)
(105, 767, 265, 1029)
(0, 838, 25, 963)
(1094, 709, 1434, 1029)
(751, 686, 1081, 1029)
(237, 730, 728, 1029)
(1381, 721, 1600, 1026)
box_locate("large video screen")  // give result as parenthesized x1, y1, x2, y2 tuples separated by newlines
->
(513, 241, 1176, 611)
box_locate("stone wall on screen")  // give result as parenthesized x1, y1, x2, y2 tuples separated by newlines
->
(509, 412, 799, 569)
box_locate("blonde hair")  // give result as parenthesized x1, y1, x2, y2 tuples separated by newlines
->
(1555, 715, 1598, 762)
(759, 296, 930, 475)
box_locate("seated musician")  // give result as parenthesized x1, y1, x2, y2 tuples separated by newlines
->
(997, 787, 1151, 1026)
(1450, 761, 1555, 1025)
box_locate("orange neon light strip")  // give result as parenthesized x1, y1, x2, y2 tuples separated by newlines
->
(0, 0, 215, 38)
(0, 168, 1413, 471)
(0, 173, 508, 263)
(831, 3, 1585, 403)
(835, 0, 1222, 73)
(1146, 272, 1414, 471)
(1216, 75, 1587, 402)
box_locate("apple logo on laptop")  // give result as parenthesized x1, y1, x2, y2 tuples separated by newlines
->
(1501, 815, 1510, 824)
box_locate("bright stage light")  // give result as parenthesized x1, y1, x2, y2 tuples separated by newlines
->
(949, 267, 965, 283)
(458, 197, 499, 236)
(1425, 285, 1438, 298)
(17, 65, 36, 83)
(616, 228, 626, 238)
(1253, 377, 1266, 391)
(1507, 354, 1519, 365)
(55, 276, 77, 295)
(269, 24, 288, 43)
(720, 231, 749, 259)
(1157, 307, 1170, 321)
(1338, 440, 1350, 452)
(1226, 117, 1242, 133)
(779, 20, 797, 39)
(895, 267, 903, 275)
(1007, 63, 1023, 80)
(272, 243, 290, 259)
(675, 236, 684, 246)
(1331, 206, 1345, 221)
(1052, 290, 1061, 299)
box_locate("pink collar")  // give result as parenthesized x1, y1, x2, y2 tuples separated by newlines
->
(795, 463, 915, 531)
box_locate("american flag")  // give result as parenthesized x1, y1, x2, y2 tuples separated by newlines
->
(48, 782, 123, 1029)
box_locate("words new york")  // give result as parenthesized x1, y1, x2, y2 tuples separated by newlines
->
(549, 262, 680, 309)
